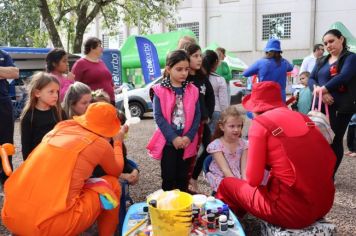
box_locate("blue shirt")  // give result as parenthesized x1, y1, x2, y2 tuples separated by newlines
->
(243, 57, 293, 101)
(0, 50, 16, 99)
(153, 86, 201, 144)
(308, 53, 356, 101)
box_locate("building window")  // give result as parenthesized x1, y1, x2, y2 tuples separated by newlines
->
(176, 22, 200, 40)
(220, 0, 239, 3)
(262, 13, 291, 40)
(102, 34, 109, 48)
(118, 31, 124, 47)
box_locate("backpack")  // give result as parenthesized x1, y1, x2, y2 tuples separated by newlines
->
(315, 50, 356, 113)
(307, 90, 335, 144)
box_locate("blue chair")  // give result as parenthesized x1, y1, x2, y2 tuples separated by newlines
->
(118, 158, 138, 235)
(203, 155, 217, 196)
(202, 155, 213, 177)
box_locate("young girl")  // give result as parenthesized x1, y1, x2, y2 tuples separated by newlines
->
(203, 50, 229, 133)
(206, 106, 247, 193)
(46, 48, 75, 101)
(184, 43, 215, 193)
(62, 81, 92, 118)
(21, 72, 65, 160)
(147, 50, 201, 192)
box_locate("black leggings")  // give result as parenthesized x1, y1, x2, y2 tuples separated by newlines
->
(328, 105, 353, 175)
(192, 123, 211, 180)
(0, 98, 14, 185)
(161, 145, 192, 192)
(347, 124, 356, 152)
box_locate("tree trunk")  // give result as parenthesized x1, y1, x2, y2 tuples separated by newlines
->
(72, 3, 103, 53)
(73, 25, 85, 53)
(38, 0, 63, 48)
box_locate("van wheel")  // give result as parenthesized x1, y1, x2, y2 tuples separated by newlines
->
(129, 102, 144, 118)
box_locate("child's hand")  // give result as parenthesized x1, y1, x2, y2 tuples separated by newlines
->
(67, 72, 75, 81)
(120, 169, 139, 185)
(172, 137, 184, 149)
(113, 124, 128, 142)
(181, 136, 191, 148)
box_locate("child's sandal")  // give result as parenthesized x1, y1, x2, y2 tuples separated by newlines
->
(349, 152, 356, 157)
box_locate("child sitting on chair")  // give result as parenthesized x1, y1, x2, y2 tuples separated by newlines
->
(206, 106, 248, 193)
(91, 89, 139, 185)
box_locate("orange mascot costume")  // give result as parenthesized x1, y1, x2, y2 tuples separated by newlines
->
(2, 102, 124, 236)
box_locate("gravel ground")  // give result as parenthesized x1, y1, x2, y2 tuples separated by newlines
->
(0, 113, 355, 235)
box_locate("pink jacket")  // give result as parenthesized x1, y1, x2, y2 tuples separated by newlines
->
(51, 72, 74, 102)
(146, 83, 199, 160)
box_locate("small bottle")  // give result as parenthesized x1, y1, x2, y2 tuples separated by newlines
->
(192, 210, 200, 225)
(219, 215, 228, 232)
(227, 219, 235, 228)
(207, 213, 216, 231)
(149, 199, 157, 208)
(222, 204, 230, 219)
(211, 209, 219, 227)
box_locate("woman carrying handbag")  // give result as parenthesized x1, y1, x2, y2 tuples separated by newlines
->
(308, 29, 356, 176)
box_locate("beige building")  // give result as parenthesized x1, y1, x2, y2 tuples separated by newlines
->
(88, 0, 356, 65)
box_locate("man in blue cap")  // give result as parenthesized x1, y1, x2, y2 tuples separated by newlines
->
(0, 49, 19, 187)
(242, 38, 293, 102)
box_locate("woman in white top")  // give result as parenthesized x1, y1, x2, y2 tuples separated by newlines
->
(203, 50, 229, 132)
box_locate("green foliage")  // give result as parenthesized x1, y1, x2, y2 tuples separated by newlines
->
(0, 0, 181, 51)
(0, 0, 46, 47)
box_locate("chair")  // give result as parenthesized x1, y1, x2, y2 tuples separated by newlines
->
(202, 154, 213, 177)
(118, 158, 138, 235)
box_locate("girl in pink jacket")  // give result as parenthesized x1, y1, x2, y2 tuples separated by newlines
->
(147, 50, 201, 191)
(46, 48, 74, 102)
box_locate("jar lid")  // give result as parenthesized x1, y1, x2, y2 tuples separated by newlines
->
(219, 215, 227, 222)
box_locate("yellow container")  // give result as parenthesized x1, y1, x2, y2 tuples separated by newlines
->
(147, 190, 193, 236)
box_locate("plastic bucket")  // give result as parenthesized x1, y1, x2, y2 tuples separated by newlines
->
(147, 191, 193, 236)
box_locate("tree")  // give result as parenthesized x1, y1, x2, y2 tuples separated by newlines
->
(0, 0, 48, 47)
(38, 0, 181, 53)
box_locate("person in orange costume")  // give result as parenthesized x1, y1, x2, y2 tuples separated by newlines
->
(2, 102, 126, 236)
(216, 81, 336, 229)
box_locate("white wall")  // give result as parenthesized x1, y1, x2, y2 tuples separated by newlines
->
(315, 0, 356, 42)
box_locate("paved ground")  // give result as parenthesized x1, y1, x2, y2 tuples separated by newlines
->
(0, 114, 355, 235)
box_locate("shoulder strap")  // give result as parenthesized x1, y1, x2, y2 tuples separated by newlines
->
(254, 112, 314, 137)
(254, 115, 284, 137)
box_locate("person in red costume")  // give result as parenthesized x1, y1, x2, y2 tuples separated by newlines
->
(216, 81, 336, 229)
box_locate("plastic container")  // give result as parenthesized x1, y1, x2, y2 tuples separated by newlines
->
(147, 190, 193, 236)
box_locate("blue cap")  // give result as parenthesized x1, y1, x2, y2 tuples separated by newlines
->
(264, 38, 282, 52)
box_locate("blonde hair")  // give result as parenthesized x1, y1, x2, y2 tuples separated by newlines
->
(20, 72, 63, 123)
(91, 89, 110, 103)
(212, 106, 244, 140)
(62, 82, 92, 118)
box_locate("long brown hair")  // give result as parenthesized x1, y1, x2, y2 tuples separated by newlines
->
(212, 106, 244, 140)
(20, 72, 63, 124)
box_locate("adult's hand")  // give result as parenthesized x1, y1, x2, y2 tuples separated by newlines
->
(0, 66, 19, 79)
(322, 93, 334, 105)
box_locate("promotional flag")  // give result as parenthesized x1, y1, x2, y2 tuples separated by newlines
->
(135, 36, 161, 84)
(101, 49, 122, 86)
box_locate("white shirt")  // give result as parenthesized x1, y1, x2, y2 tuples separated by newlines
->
(299, 54, 316, 74)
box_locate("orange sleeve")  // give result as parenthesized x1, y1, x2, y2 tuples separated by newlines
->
(98, 140, 124, 177)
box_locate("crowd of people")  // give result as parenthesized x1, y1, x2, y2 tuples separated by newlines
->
(0, 28, 355, 235)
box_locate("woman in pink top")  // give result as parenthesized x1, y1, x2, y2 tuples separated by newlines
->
(71, 37, 115, 104)
(46, 48, 75, 101)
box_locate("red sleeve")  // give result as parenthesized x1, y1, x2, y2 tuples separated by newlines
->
(246, 121, 268, 186)
(71, 59, 84, 82)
